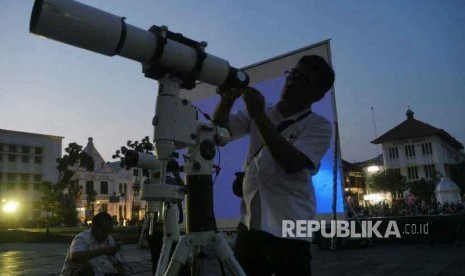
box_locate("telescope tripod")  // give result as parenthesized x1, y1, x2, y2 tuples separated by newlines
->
(141, 76, 245, 276)
(162, 229, 244, 276)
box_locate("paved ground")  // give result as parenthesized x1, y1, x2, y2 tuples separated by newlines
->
(0, 242, 464, 275)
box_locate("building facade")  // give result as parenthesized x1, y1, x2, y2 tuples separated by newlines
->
(0, 128, 62, 224)
(372, 109, 464, 182)
(73, 138, 145, 225)
(342, 159, 368, 206)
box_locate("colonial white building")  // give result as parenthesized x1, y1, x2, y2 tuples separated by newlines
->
(72, 138, 146, 224)
(371, 109, 464, 182)
(0, 128, 62, 223)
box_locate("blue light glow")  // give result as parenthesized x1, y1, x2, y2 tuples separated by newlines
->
(193, 75, 344, 219)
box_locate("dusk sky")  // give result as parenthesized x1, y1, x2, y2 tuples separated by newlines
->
(1, 0, 464, 163)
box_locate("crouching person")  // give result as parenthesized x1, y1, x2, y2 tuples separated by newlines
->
(61, 212, 126, 276)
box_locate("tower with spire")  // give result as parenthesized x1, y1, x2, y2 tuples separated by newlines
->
(71, 137, 145, 224)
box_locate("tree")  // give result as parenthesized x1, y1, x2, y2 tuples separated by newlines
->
(41, 142, 94, 227)
(407, 178, 437, 203)
(113, 136, 154, 176)
(450, 153, 465, 195)
(113, 136, 185, 223)
(368, 169, 407, 199)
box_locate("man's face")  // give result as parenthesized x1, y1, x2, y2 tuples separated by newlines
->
(92, 223, 113, 242)
(281, 62, 319, 108)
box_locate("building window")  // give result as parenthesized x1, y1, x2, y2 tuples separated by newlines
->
(35, 147, 43, 155)
(8, 154, 16, 162)
(34, 156, 42, 164)
(86, 181, 94, 194)
(22, 146, 31, 154)
(22, 155, 30, 163)
(101, 204, 108, 212)
(8, 173, 16, 181)
(7, 182, 15, 190)
(21, 182, 29, 190)
(100, 181, 108, 194)
(119, 183, 123, 194)
(9, 145, 17, 153)
(0, 154, 2, 161)
(407, 166, 419, 180)
(21, 174, 29, 181)
(33, 182, 41, 190)
(405, 145, 416, 158)
(424, 164, 435, 179)
(388, 147, 399, 159)
(34, 174, 42, 182)
(0, 143, 3, 151)
(421, 142, 433, 156)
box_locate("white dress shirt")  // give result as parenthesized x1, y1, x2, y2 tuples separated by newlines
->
(229, 105, 332, 241)
(60, 229, 123, 276)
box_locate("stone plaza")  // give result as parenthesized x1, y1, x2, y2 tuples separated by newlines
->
(1, 242, 464, 275)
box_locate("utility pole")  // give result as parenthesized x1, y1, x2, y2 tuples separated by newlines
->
(371, 107, 380, 156)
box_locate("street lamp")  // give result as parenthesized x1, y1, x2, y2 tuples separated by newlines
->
(2, 201, 19, 214)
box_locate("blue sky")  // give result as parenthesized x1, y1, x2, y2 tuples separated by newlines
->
(1, 0, 464, 163)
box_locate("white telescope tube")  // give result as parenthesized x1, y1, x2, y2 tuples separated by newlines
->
(30, 0, 248, 88)
(30, 0, 127, 57)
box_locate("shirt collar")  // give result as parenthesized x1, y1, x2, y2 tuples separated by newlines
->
(272, 105, 312, 122)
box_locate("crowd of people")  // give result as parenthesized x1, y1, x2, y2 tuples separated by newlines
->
(348, 199, 465, 218)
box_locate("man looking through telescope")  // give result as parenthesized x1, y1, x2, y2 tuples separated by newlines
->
(213, 55, 335, 275)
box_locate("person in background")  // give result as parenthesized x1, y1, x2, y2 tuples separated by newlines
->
(60, 212, 126, 276)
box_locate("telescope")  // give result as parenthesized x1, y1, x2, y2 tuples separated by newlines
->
(30, 0, 248, 89)
(30, 1, 247, 275)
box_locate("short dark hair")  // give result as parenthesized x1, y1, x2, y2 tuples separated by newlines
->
(298, 55, 335, 101)
(92, 212, 113, 228)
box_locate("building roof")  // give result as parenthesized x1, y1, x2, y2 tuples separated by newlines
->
(354, 154, 384, 167)
(342, 159, 364, 173)
(371, 109, 463, 150)
(107, 161, 123, 172)
(82, 137, 110, 171)
(0, 128, 64, 139)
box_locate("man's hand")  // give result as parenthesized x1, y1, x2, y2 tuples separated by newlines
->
(100, 246, 119, 256)
(71, 245, 119, 263)
(242, 87, 265, 119)
(217, 86, 242, 103)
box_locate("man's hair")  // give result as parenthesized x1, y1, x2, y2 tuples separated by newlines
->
(298, 55, 335, 101)
(92, 212, 113, 228)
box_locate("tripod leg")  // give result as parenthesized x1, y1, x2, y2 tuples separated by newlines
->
(191, 245, 208, 276)
(155, 202, 181, 275)
(165, 236, 191, 276)
(155, 238, 173, 276)
(214, 234, 246, 276)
